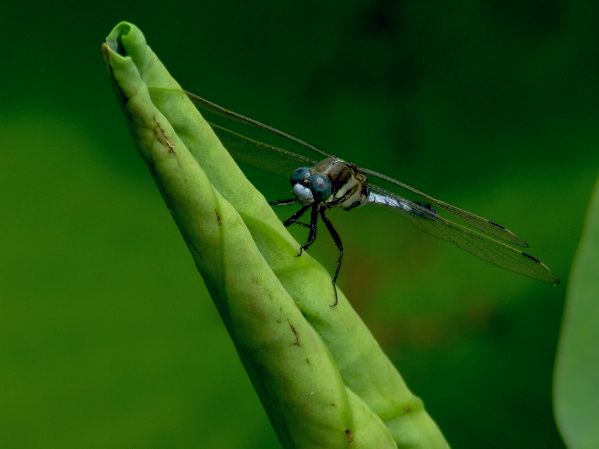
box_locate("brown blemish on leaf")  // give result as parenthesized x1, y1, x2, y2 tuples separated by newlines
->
(215, 209, 222, 226)
(287, 319, 300, 346)
(305, 357, 310, 365)
(345, 428, 354, 444)
(153, 117, 175, 153)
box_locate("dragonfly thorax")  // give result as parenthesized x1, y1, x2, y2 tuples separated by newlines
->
(290, 158, 369, 210)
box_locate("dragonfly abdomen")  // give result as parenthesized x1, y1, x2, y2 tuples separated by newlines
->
(367, 191, 414, 213)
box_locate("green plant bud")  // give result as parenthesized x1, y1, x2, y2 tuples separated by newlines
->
(102, 21, 448, 449)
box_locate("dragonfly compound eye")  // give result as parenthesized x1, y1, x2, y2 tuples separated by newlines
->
(309, 174, 332, 202)
(290, 167, 311, 187)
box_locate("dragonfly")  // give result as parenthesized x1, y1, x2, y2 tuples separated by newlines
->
(185, 90, 559, 305)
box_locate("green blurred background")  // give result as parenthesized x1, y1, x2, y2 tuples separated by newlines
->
(1, 1, 598, 448)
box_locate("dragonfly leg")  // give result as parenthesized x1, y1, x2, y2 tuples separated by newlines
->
(300, 204, 320, 253)
(269, 198, 298, 206)
(320, 208, 343, 306)
(282, 205, 314, 256)
(283, 205, 310, 227)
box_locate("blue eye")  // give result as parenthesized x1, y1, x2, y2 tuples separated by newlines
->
(290, 167, 311, 186)
(309, 174, 331, 202)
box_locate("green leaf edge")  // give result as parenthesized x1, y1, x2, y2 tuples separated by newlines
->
(554, 176, 599, 449)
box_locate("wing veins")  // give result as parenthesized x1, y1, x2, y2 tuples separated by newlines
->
(208, 122, 319, 170)
(368, 185, 558, 284)
(363, 168, 528, 247)
(185, 90, 332, 160)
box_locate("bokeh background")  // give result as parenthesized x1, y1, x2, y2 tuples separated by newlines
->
(2, 1, 598, 448)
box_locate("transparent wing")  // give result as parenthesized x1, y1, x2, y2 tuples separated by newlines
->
(209, 122, 319, 177)
(362, 168, 529, 247)
(186, 90, 331, 158)
(187, 89, 529, 248)
(186, 90, 330, 172)
(368, 185, 559, 284)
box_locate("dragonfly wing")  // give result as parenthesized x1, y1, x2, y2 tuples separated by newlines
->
(186, 90, 333, 159)
(184, 88, 529, 248)
(183, 89, 331, 177)
(362, 168, 529, 248)
(368, 186, 559, 284)
(209, 122, 319, 177)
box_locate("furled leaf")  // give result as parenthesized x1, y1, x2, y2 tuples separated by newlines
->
(102, 21, 449, 449)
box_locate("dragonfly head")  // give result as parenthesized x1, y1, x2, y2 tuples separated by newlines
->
(290, 167, 331, 204)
